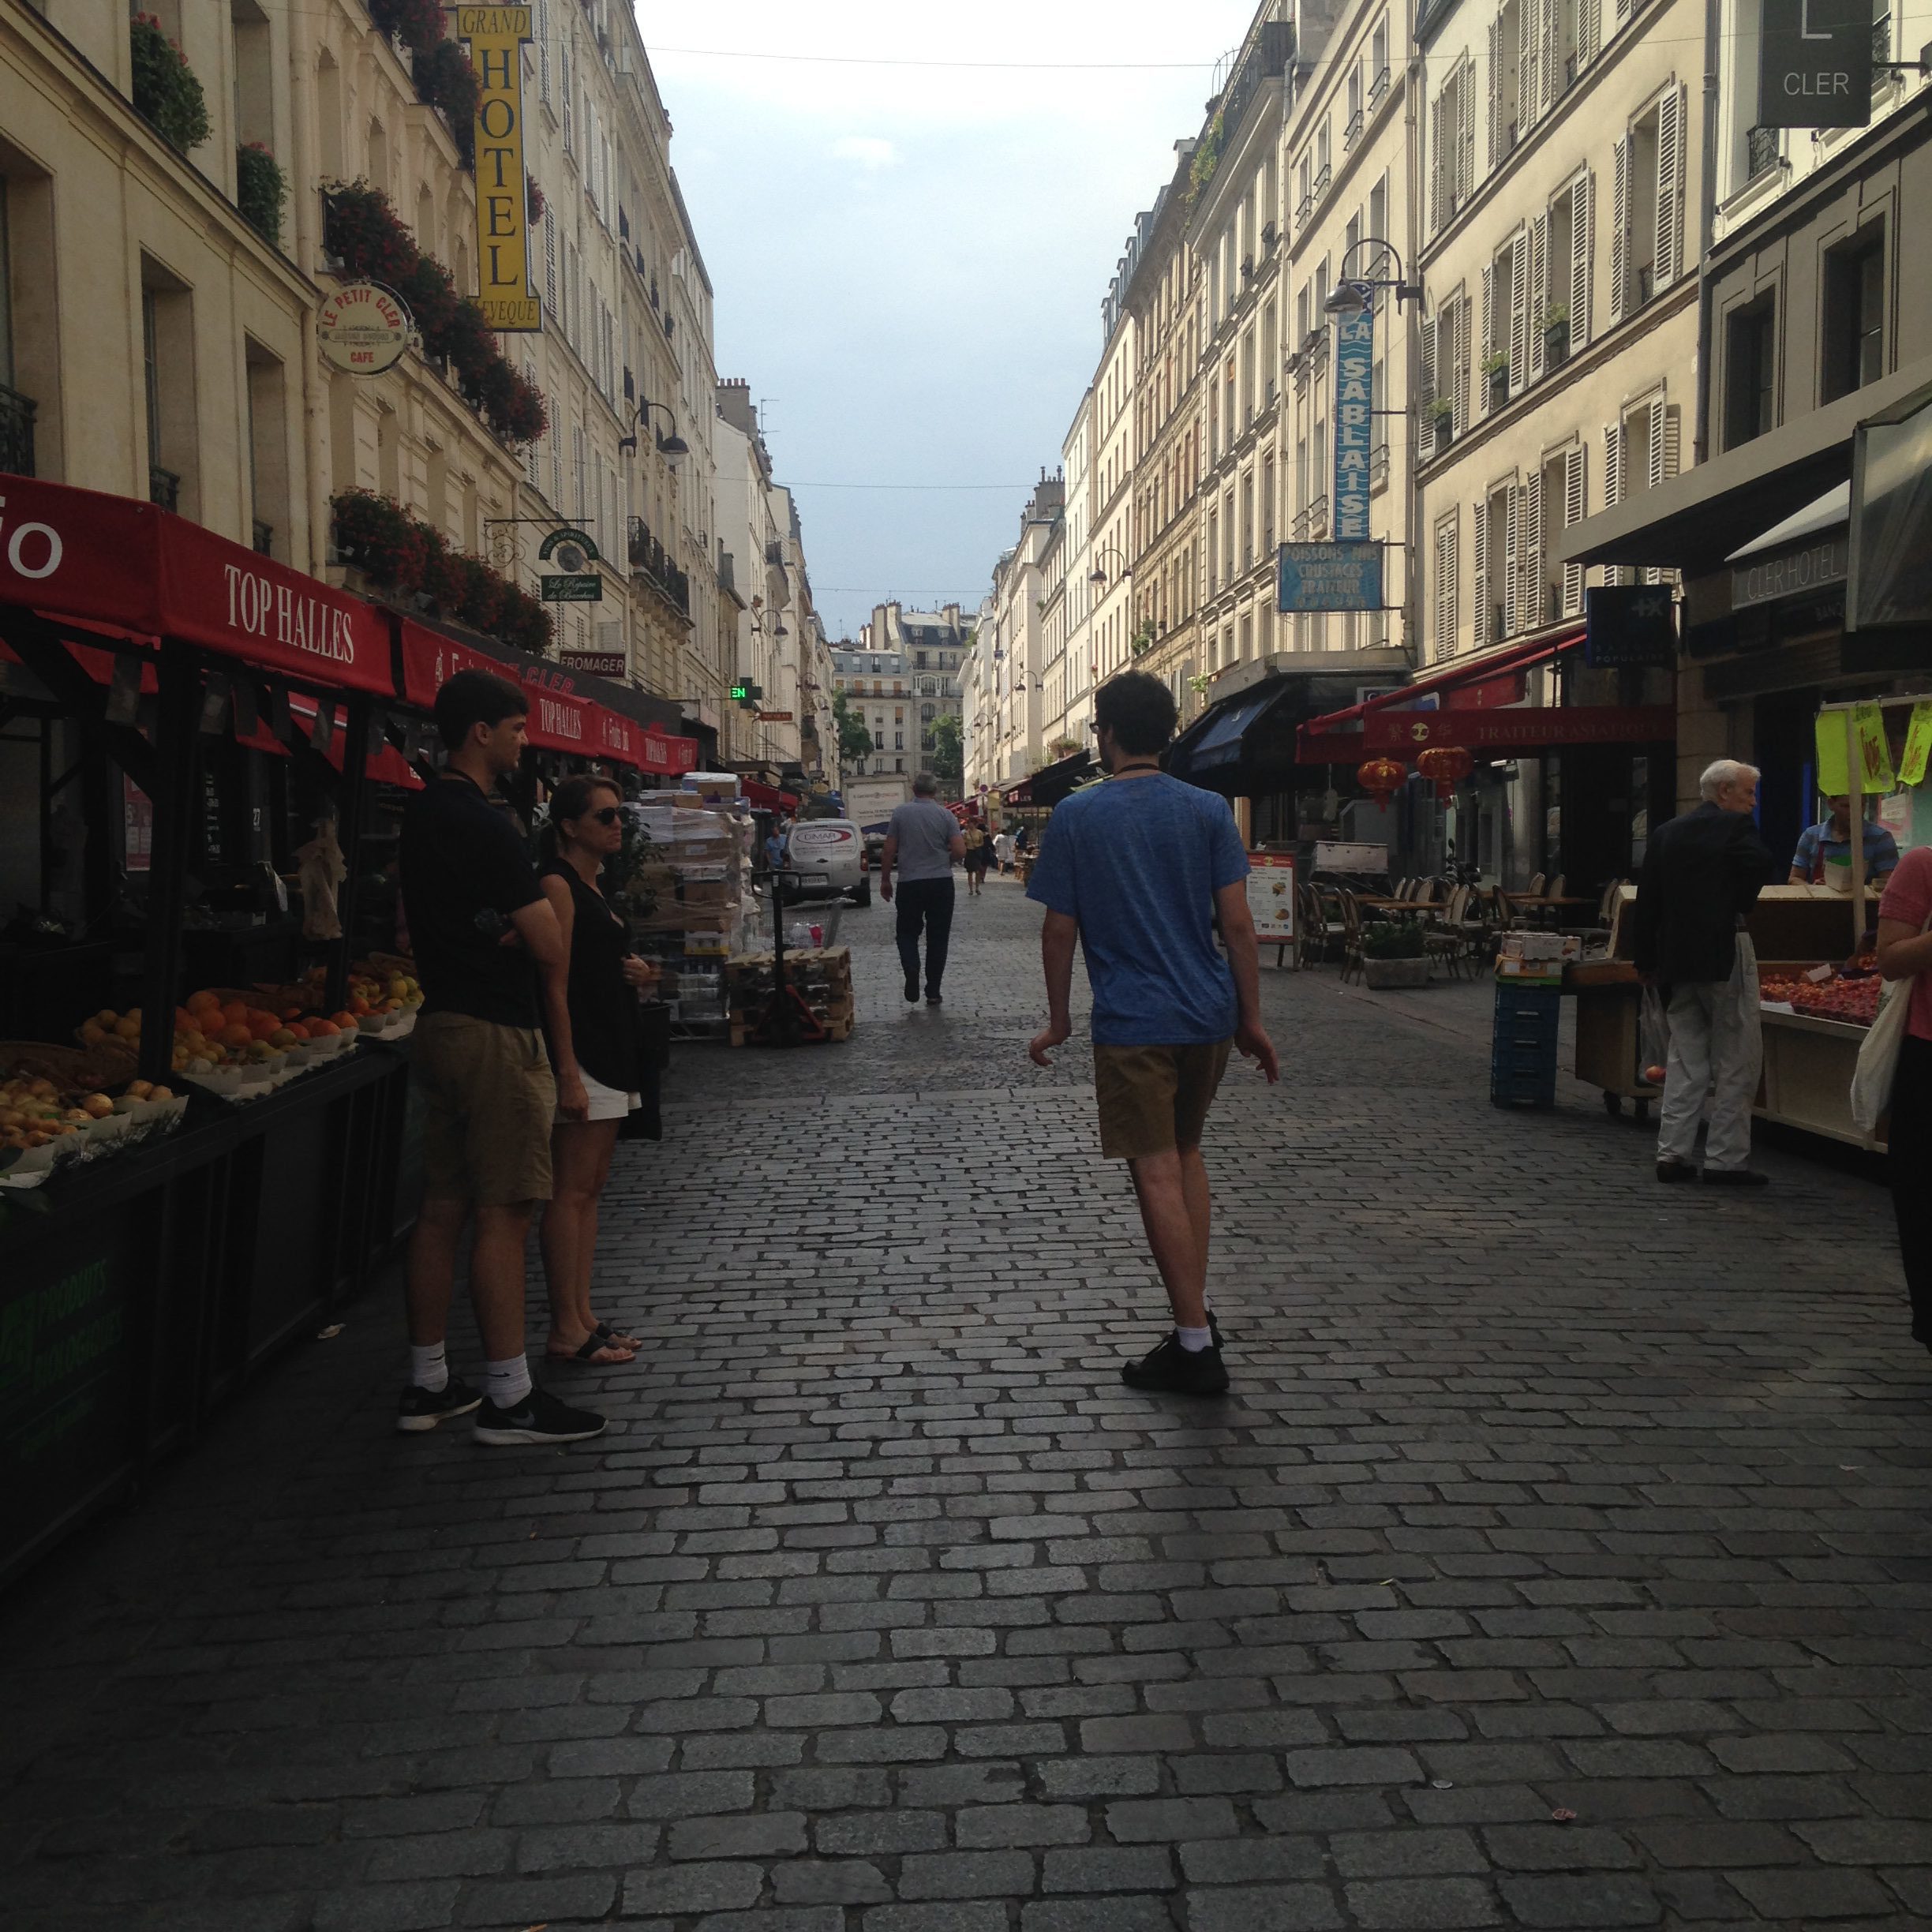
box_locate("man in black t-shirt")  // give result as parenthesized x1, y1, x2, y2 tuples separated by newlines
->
(395, 669, 603, 1446)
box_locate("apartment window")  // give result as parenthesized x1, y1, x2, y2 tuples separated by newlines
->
(1490, 0, 1523, 167)
(1369, 174, 1387, 243)
(244, 339, 287, 560)
(1724, 298, 1777, 447)
(1823, 230, 1885, 402)
(915, 650, 927, 668)
(1261, 451, 1276, 552)
(1431, 58, 1475, 230)
(140, 263, 194, 515)
(1434, 511, 1460, 660)
(1371, 14, 1390, 93)
(230, 0, 273, 149)
(1612, 89, 1684, 322)
(1483, 230, 1527, 406)
(1540, 442, 1587, 620)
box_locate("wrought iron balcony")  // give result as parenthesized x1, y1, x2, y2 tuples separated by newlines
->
(1747, 124, 1781, 179)
(148, 465, 180, 511)
(1368, 62, 1391, 107)
(1345, 107, 1364, 149)
(627, 514, 690, 616)
(0, 381, 36, 477)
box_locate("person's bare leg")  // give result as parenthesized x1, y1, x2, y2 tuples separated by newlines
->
(575, 1122, 622, 1340)
(406, 1194, 467, 1345)
(1178, 1145, 1212, 1280)
(542, 1124, 627, 1358)
(467, 1202, 536, 1362)
(1127, 1149, 1208, 1330)
(538, 1129, 581, 1347)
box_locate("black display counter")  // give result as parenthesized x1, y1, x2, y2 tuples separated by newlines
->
(0, 1041, 414, 1588)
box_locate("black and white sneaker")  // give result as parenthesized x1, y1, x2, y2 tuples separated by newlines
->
(395, 1377, 483, 1433)
(472, 1386, 607, 1446)
(1121, 1333, 1230, 1396)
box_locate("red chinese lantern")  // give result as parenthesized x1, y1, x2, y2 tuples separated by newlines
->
(1357, 756, 1406, 807)
(1416, 744, 1473, 803)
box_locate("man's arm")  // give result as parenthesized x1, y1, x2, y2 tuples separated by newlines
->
(879, 830, 898, 901)
(1214, 881, 1280, 1083)
(1028, 909, 1079, 1066)
(515, 890, 587, 1120)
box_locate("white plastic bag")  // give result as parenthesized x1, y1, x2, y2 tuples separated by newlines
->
(1852, 975, 1913, 1134)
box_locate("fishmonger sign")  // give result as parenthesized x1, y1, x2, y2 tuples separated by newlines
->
(0, 477, 392, 695)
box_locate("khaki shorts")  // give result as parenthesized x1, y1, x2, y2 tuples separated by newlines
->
(413, 1013, 556, 1205)
(1093, 1039, 1233, 1161)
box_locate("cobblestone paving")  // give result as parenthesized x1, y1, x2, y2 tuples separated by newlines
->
(5, 874, 1932, 1931)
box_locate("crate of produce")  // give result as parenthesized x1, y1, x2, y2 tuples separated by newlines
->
(1491, 981, 1560, 1108)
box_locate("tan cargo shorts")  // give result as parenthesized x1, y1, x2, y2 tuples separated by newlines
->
(413, 1012, 556, 1205)
(1092, 1039, 1233, 1161)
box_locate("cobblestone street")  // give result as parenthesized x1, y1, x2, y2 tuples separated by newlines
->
(6, 874, 1932, 1932)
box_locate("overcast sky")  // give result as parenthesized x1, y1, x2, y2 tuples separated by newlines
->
(644, 1, 1260, 642)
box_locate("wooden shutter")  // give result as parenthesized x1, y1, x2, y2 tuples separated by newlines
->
(1481, 263, 1496, 409)
(1604, 419, 1623, 507)
(1429, 98, 1444, 234)
(1609, 134, 1630, 324)
(1523, 471, 1544, 630)
(1579, 0, 1601, 66)
(1656, 84, 1685, 290)
(1487, 19, 1502, 170)
(1646, 393, 1668, 491)
(1542, 0, 1562, 107)
(1472, 500, 1488, 651)
(1616, 0, 1634, 28)
(1503, 484, 1522, 638)
(1562, 444, 1586, 615)
(1529, 212, 1550, 378)
(1509, 232, 1529, 400)
(537, 0, 550, 100)
(1420, 314, 1439, 452)
(1518, 0, 1541, 137)
(1573, 172, 1594, 348)
(544, 210, 558, 317)
(1455, 295, 1472, 433)
(1437, 517, 1459, 659)
(1458, 58, 1477, 207)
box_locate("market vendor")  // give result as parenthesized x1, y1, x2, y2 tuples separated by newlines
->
(1788, 796, 1899, 886)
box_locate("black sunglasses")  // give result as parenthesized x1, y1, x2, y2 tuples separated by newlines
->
(584, 806, 622, 826)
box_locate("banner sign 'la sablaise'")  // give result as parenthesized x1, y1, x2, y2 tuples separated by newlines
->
(1332, 301, 1375, 541)
(460, 7, 540, 331)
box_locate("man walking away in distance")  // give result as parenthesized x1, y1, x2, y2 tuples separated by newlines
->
(1634, 758, 1773, 1187)
(397, 668, 606, 1447)
(1027, 670, 1279, 1395)
(881, 773, 966, 1005)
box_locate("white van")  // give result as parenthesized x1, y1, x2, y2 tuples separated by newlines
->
(784, 818, 869, 906)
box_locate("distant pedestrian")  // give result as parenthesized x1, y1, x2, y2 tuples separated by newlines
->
(881, 773, 966, 1005)
(963, 817, 991, 896)
(538, 775, 658, 1368)
(1027, 671, 1279, 1395)
(994, 829, 1015, 875)
(1874, 844, 1932, 1353)
(397, 669, 606, 1446)
(1634, 759, 1773, 1186)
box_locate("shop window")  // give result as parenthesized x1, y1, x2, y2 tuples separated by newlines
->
(1822, 229, 1885, 402)
(140, 260, 196, 517)
(244, 339, 287, 560)
(1724, 298, 1777, 449)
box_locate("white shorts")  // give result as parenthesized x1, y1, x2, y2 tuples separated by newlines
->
(556, 1068, 639, 1123)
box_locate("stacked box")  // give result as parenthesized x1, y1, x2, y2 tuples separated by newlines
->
(724, 947, 856, 1046)
(1491, 982, 1561, 1108)
(620, 799, 754, 1028)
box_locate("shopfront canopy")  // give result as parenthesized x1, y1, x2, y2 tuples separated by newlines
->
(1023, 747, 1094, 807)
(0, 477, 394, 695)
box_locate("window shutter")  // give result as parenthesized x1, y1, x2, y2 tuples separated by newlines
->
(1523, 471, 1544, 630)
(1458, 58, 1477, 206)
(1562, 443, 1586, 614)
(1609, 134, 1630, 325)
(1656, 83, 1685, 290)
(544, 212, 557, 317)
(1472, 500, 1488, 652)
(1573, 172, 1593, 348)
(1429, 98, 1444, 233)
(1480, 262, 1496, 406)
(1518, 0, 1541, 136)
(1604, 419, 1623, 507)
(1455, 295, 1472, 433)
(1579, 0, 1601, 65)
(1437, 518, 1459, 660)
(1529, 212, 1549, 377)
(1646, 393, 1667, 491)
(537, 0, 550, 99)
(1487, 19, 1502, 170)
(1504, 483, 1522, 638)
(1616, 0, 1634, 28)
(1509, 231, 1528, 399)
(1420, 314, 1439, 451)
(1542, 0, 1562, 107)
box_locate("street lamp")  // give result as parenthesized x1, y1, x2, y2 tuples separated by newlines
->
(1088, 541, 1129, 587)
(1321, 239, 1424, 315)
(617, 398, 689, 458)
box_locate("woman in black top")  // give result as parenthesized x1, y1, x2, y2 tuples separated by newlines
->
(538, 775, 657, 1365)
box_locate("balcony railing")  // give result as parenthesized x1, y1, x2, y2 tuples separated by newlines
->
(1872, 16, 1893, 84)
(1746, 124, 1781, 180)
(1368, 62, 1391, 107)
(1296, 190, 1315, 223)
(627, 514, 691, 616)
(148, 465, 180, 511)
(1344, 107, 1364, 148)
(0, 381, 36, 477)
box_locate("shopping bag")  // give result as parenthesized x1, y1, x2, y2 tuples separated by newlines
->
(1852, 974, 1913, 1134)
(1638, 984, 1671, 1085)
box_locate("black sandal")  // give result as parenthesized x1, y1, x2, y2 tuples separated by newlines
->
(546, 1331, 635, 1365)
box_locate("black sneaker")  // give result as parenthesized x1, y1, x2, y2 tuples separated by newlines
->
(472, 1385, 607, 1446)
(1702, 1167, 1770, 1187)
(904, 975, 919, 1002)
(926, 989, 944, 1005)
(1656, 1159, 1698, 1182)
(395, 1377, 483, 1433)
(1208, 1310, 1226, 1348)
(1121, 1333, 1230, 1396)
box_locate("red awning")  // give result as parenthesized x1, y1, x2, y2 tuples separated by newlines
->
(286, 693, 425, 788)
(635, 724, 700, 777)
(740, 778, 799, 811)
(0, 477, 393, 694)
(1361, 705, 1675, 754)
(1298, 628, 1586, 762)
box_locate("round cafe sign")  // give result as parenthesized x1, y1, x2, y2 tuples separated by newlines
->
(317, 281, 413, 376)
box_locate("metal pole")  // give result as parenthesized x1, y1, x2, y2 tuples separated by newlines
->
(138, 642, 201, 1087)
(1846, 708, 1866, 959)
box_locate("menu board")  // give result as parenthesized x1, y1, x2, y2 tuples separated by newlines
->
(1246, 852, 1296, 943)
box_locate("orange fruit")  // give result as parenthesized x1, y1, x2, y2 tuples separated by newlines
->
(220, 1023, 253, 1050)
(221, 1002, 249, 1028)
(309, 1019, 339, 1037)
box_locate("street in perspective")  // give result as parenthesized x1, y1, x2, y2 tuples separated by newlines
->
(6, 0, 1932, 1927)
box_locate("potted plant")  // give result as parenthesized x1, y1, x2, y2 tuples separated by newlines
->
(1481, 350, 1511, 408)
(1361, 920, 1432, 990)
(130, 14, 211, 152)
(1427, 395, 1455, 451)
(1541, 301, 1570, 367)
(235, 141, 286, 247)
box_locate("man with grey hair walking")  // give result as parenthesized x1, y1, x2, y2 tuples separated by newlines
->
(1634, 759, 1773, 1185)
(881, 773, 966, 1005)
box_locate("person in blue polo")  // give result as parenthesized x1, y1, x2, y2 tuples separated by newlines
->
(1788, 796, 1898, 886)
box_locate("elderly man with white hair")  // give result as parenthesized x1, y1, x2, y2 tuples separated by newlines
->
(1632, 759, 1774, 1185)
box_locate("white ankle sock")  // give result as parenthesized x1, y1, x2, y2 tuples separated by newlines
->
(485, 1356, 534, 1410)
(410, 1342, 449, 1393)
(1175, 1325, 1212, 1353)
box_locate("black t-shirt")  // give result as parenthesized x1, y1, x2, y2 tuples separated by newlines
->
(400, 773, 543, 1027)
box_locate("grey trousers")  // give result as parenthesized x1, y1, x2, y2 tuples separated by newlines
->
(1656, 935, 1763, 1172)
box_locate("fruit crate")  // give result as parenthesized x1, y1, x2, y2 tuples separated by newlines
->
(1491, 982, 1560, 1110)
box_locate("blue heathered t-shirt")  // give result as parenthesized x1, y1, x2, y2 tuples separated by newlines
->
(1025, 774, 1250, 1046)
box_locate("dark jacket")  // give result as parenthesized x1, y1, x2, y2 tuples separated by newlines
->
(1632, 801, 1772, 983)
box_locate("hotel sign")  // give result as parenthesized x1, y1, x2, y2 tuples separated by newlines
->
(459, 7, 540, 330)
(1758, 0, 1872, 129)
(1732, 535, 1848, 609)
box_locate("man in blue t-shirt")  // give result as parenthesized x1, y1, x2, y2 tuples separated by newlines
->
(1787, 796, 1898, 885)
(1027, 671, 1279, 1395)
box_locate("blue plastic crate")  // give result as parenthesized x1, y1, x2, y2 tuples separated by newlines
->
(1491, 982, 1560, 1107)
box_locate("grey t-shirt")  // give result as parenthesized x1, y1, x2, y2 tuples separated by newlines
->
(889, 799, 961, 882)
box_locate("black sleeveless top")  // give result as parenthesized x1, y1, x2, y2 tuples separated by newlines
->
(542, 862, 637, 1093)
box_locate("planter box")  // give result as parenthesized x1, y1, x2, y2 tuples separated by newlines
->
(1544, 325, 1569, 367)
(1363, 957, 1432, 990)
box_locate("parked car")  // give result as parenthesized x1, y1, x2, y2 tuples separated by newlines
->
(784, 818, 869, 906)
